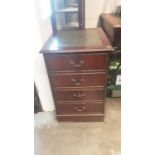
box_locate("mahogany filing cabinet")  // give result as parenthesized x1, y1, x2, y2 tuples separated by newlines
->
(40, 28, 114, 122)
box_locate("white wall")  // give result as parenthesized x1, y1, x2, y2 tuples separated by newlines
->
(34, 0, 55, 111)
(85, 0, 121, 28)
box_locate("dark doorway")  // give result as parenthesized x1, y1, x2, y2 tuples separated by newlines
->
(34, 84, 43, 113)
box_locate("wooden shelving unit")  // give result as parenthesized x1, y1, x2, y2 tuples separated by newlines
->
(51, 0, 85, 34)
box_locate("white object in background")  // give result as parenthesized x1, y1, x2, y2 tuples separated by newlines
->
(116, 75, 121, 85)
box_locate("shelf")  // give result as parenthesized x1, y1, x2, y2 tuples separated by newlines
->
(61, 22, 79, 30)
(55, 7, 78, 13)
(66, 3, 78, 7)
(51, 0, 85, 32)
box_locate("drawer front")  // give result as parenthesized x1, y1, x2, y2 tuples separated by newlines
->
(56, 103, 104, 114)
(57, 115, 105, 122)
(44, 53, 107, 71)
(50, 72, 107, 88)
(54, 89, 105, 101)
(56, 100, 104, 105)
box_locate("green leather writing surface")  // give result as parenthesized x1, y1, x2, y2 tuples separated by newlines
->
(51, 29, 103, 48)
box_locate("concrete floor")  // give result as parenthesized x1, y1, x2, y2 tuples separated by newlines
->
(34, 98, 121, 155)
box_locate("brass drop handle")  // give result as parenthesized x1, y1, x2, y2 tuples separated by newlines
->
(74, 106, 86, 112)
(73, 92, 85, 98)
(71, 78, 84, 85)
(70, 60, 85, 67)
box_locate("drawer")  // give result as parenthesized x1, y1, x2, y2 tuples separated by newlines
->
(57, 114, 105, 122)
(50, 72, 107, 88)
(56, 100, 104, 104)
(56, 102, 104, 114)
(44, 53, 107, 72)
(54, 88, 105, 101)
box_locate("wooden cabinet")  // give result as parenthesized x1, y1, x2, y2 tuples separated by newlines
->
(100, 14, 121, 48)
(41, 28, 114, 122)
(51, 0, 85, 33)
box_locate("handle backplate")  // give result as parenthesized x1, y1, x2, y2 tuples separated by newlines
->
(70, 60, 85, 67)
(74, 106, 86, 112)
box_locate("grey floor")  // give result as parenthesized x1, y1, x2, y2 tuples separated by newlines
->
(34, 98, 121, 155)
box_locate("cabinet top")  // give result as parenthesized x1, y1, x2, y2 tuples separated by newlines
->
(40, 28, 114, 54)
